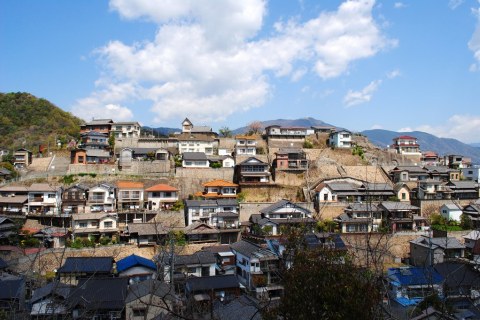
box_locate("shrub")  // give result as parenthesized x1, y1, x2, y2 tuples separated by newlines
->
(303, 140, 313, 149)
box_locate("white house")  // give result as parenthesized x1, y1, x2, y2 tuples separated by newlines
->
(86, 183, 116, 213)
(111, 121, 141, 138)
(184, 199, 239, 226)
(328, 130, 352, 148)
(72, 213, 118, 240)
(182, 152, 209, 168)
(235, 135, 257, 156)
(144, 184, 179, 211)
(440, 203, 463, 222)
(26, 183, 62, 215)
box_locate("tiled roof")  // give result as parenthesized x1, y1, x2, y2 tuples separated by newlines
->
(388, 267, 443, 286)
(68, 277, 128, 310)
(182, 152, 208, 161)
(116, 181, 144, 189)
(58, 257, 114, 274)
(230, 240, 277, 260)
(145, 184, 178, 192)
(186, 274, 239, 292)
(125, 279, 174, 303)
(116, 254, 156, 272)
(203, 179, 238, 187)
(0, 195, 28, 204)
(28, 183, 59, 192)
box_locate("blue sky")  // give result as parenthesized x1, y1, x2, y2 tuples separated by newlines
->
(1, 0, 480, 143)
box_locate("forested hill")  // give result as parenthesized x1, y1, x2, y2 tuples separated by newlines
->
(0, 92, 84, 152)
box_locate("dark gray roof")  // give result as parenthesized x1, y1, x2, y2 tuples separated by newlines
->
(326, 181, 357, 191)
(360, 182, 394, 192)
(0, 196, 28, 204)
(58, 257, 114, 274)
(434, 262, 480, 289)
(171, 251, 217, 266)
(0, 278, 24, 300)
(0, 168, 11, 175)
(185, 199, 238, 208)
(30, 280, 73, 303)
(447, 180, 478, 189)
(345, 203, 380, 212)
(410, 236, 465, 250)
(380, 201, 419, 211)
(125, 279, 174, 303)
(127, 223, 169, 236)
(237, 157, 268, 166)
(186, 274, 239, 292)
(68, 277, 128, 310)
(213, 295, 261, 320)
(230, 240, 277, 260)
(182, 152, 208, 161)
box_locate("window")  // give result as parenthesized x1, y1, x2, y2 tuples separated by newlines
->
(104, 221, 113, 228)
(48, 194, 56, 198)
(401, 192, 406, 200)
(132, 309, 146, 317)
(78, 222, 87, 228)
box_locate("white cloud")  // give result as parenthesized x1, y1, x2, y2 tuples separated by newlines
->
(371, 124, 383, 129)
(343, 80, 382, 107)
(468, 5, 480, 71)
(398, 115, 480, 143)
(386, 69, 401, 79)
(449, 0, 464, 10)
(394, 2, 406, 9)
(74, 0, 394, 124)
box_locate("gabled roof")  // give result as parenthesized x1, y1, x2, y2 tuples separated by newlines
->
(259, 199, 310, 215)
(184, 222, 219, 234)
(57, 257, 114, 274)
(145, 184, 178, 192)
(203, 179, 238, 187)
(0, 278, 25, 300)
(30, 280, 73, 303)
(169, 251, 217, 266)
(67, 277, 128, 310)
(116, 254, 156, 273)
(0, 195, 28, 204)
(186, 274, 239, 292)
(410, 236, 465, 250)
(388, 267, 443, 286)
(434, 262, 480, 289)
(28, 183, 59, 192)
(380, 201, 419, 211)
(237, 157, 268, 166)
(441, 203, 462, 211)
(125, 279, 174, 303)
(230, 240, 277, 260)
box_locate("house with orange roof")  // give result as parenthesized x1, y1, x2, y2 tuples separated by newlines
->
(144, 184, 179, 211)
(194, 179, 238, 199)
(116, 181, 145, 211)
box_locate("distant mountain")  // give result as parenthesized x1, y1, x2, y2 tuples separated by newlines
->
(0, 92, 84, 152)
(469, 143, 480, 148)
(361, 129, 480, 165)
(232, 117, 335, 135)
(141, 126, 180, 137)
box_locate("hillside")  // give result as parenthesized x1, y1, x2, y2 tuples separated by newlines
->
(0, 92, 84, 153)
(362, 129, 480, 164)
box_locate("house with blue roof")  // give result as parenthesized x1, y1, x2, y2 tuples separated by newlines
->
(116, 254, 157, 283)
(387, 267, 444, 306)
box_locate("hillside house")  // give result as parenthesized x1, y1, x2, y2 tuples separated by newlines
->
(177, 134, 218, 155)
(249, 199, 315, 236)
(235, 135, 257, 156)
(230, 240, 283, 300)
(264, 125, 307, 141)
(391, 136, 421, 155)
(79, 119, 113, 134)
(57, 256, 114, 285)
(116, 254, 157, 282)
(462, 166, 480, 182)
(86, 183, 116, 213)
(387, 267, 443, 306)
(410, 236, 465, 267)
(145, 184, 179, 211)
(446, 180, 479, 200)
(184, 199, 239, 227)
(328, 130, 352, 149)
(13, 148, 32, 168)
(182, 152, 209, 168)
(116, 181, 144, 211)
(440, 203, 463, 222)
(159, 250, 217, 283)
(111, 121, 141, 139)
(336, 203, 383, 233)
(389, 166, 429, 183)
(72, 213, 118, 241)
(235, 157, 271, 184)
(26, 183, 62, 216)
(0, 196, 27, 216)
(380, 201, 420, 232)
(462, 201, 480, 229)
(315, 179, 359, 203)
(274, 148, 308, 171)
(417, 179, 453, 200)
(61, 184, 88, 215)
(194, 179, 238, 200)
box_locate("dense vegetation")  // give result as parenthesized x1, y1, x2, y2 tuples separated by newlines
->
(0, 92, 84, 152)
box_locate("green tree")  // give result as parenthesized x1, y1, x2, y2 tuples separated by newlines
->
(219, 126, 232, 137)
(460, 214, 474, 230)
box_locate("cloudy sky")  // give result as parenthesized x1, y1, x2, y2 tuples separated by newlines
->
(1, 0, 480, 142)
